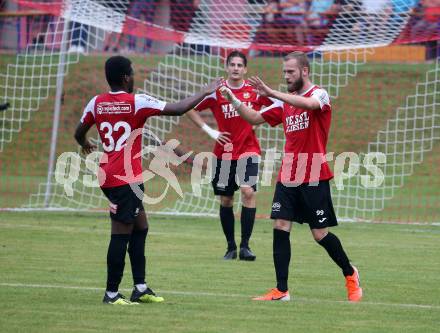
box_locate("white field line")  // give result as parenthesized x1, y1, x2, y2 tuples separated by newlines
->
(0, 223, 237, 241)
(0, 208, 438, 225)
(0, 282, 439, 310)
(0, 208, 217, 218)
(1, 222, 439, 238)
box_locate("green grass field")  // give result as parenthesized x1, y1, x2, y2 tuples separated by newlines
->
(1, 211, 439, 332)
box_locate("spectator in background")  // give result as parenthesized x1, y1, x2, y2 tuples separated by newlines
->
(103, 1, 130, 53)
(263, 0, 279, 23)
(384, 0, 418, 42)
(362, 0, 391, 13)
(411, 0, 440, 59)
(68, 22, 88, 53)
(172, 0, 210, 55)
(276, 0, 308, 45)
(251, 0, 280, 52)
(307, 0, 339, 27)
(169, 0, 200, 32)
(127, 0, 158, 53)
(306, 0, 340, 44)
(391, 0, 418, 21)
(361, 0, 392, 36)
(331, 0, 363, 35)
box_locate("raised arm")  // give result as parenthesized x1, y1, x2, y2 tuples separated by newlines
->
(219, 87, 266, 125)
(161, 78, 223, 116)
(249, 76, 320, 110)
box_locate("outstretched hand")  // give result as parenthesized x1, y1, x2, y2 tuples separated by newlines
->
(249, 76, 273, 97)
(219, 86, 234, 102)
(204, 77, 224, 95)
(220, 86, 242, 110)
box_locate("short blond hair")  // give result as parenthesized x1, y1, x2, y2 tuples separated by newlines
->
(284, 51, 310, 72)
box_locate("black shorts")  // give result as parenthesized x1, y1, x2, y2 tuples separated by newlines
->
(211, 156, 259, 196)
(270, 180, 338, 229)
(101, 183, 145, 224)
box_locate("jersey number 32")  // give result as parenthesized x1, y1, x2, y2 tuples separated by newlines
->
(100, 121, 131, 152)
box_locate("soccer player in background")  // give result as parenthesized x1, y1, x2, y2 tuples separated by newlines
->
(220, 51, 363, 302)
(186, 51, 273, 261)
(74, 56, 222, 305)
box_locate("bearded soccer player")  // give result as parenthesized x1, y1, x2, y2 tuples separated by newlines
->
(220, 51, 362, 302)
(186, 51, 273, 261)
(74, 56, 222, 305)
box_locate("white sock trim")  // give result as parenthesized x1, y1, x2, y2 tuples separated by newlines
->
(135, 283, 147, 292)
(106, 291, 118, 298)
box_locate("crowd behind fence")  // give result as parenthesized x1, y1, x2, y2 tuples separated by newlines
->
(0, 0, 438, 58)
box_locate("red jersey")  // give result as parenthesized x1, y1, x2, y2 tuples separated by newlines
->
(194, 80, 273, 160)
(260, 85, 333, 184)
(80, 91, 167, 188)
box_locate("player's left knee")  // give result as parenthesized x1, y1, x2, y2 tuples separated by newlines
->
(311, 228, 328, 242)
(240, 187, 255, 202)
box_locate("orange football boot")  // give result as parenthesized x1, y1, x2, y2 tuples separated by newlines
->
(345, 266, 363, 302)
(252, 288, 290, 301)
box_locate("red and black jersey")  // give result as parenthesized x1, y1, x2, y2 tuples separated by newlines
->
(260, 85, 333, 184)
(81, 91, 166, 188)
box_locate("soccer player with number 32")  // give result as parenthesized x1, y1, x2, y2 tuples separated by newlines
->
(74, 56, 222, 305)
